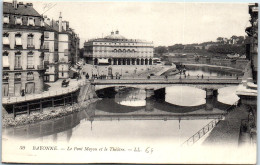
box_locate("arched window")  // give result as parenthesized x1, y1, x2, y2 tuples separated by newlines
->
(123, 49, 126, 53)
(114, 49, 117, 53)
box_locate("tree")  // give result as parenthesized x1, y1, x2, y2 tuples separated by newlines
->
(154, 46, 168, 55)
(216, 37, 224, 44)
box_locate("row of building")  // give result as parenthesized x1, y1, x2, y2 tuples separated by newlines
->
(3, 0, 80, 97)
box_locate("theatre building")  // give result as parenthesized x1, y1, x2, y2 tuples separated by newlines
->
(2, 1, 45, 97)
(84, 30, 154, 65)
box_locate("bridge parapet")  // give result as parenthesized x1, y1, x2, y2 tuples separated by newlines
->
(92, 78, 242, 91)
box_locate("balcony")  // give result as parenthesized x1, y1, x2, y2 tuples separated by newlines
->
(37, 65, 45, 70)
(14, 66, 22, 70)
(41, 46, 49, 52)
(27, 45, 35, 49)
(2, 79, 8, 83)
(14, 78, 21, 81)
(27, 65, 35, 69)
(14, 45, 23, 49)
(3, 67, 10, 70)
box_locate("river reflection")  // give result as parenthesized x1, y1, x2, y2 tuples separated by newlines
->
(3, 85, 239, 146)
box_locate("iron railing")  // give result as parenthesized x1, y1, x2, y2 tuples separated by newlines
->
(181, 100, 239, 146)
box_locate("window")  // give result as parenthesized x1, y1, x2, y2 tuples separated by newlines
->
(3, 72, 9, 82)
(3, 15, 9, 24)
(3, 51, 9, 69)
(27, 34, 34, 48)
(15, 17, 22, 25)
(28, 17, 35, 26)
(43, 42, 49, 49)
(27, 52, 34, 69)
(15, 33, 22, 46)
(64, 49, 69, 56)
(44, 32, 49, 38)
(3, 33, 9, 45)
(15, 52, 22, 69)
(27, 72, 34, 80)
(14, 73, 21, 81)
(44, 53, 50, 61)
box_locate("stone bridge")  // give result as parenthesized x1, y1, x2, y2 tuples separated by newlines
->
(91, 77, 241, 98)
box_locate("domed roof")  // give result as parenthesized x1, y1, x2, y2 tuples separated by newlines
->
(104, 30, 127, 40)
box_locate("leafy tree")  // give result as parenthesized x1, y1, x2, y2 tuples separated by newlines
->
(154, 46, 168, 55)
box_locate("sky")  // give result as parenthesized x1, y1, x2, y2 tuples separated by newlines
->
(9, 1, 251, 47)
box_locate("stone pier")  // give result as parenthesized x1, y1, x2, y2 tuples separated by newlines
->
(145, 98, 154, 111)
(205, 88, 218, 98)
(145, 88, 154, 98)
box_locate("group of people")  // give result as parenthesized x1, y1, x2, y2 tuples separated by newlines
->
(84, 73, 122, 80)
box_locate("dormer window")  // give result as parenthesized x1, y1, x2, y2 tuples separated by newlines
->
(3, 33, 10, 45)
(15, 33, 22, 46)
(28, 17, 35, 26)
(3, 15, 9, 24)
(15, 17, 22, 25)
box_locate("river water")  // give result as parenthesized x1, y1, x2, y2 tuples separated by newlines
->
(2, 66, 242, 146)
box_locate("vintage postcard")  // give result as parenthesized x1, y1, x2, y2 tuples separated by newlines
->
(1, 0, 258, 164)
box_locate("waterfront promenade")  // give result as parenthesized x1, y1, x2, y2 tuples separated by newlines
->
(2, 79, 86, 105)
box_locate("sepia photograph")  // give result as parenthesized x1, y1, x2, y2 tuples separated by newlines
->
(1, 0, 258, 164)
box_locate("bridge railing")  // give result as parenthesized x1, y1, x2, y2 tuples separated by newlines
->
(181, 116, 223, 147)
(181, 100, 239, 146)
(92, 77, 242, 84)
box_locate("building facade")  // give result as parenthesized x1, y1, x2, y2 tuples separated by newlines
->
(2, 1, 46, 97)
(84, 30, 153, 65)
(43, 13, 80, 80)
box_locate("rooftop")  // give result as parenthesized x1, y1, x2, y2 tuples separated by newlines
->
(3, 2, 41, 17)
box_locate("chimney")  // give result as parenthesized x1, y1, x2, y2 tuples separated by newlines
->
(46, 18, 51, 26)
(111, 31, 114, 35)
(62, 21, 67, 31)
(59, 12, 62, 32)
(26, 3, 33, 7)
(13, 0, 17, 9)
(115, 30, 119, 34)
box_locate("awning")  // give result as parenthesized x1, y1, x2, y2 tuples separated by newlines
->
(3, 37, 9, 45)
(3, 55, 9, 67)
(15, 37, 22, 45)
(98, 59, 109, 64)
(3, 16, 9, 24)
